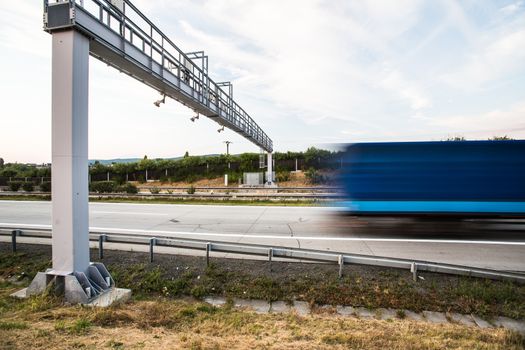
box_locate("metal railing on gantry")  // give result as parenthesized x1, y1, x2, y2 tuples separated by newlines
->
(43, 0, 273, 152)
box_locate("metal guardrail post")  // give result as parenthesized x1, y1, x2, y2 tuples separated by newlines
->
(98, 234, 107, 260)
(11, 230, 20, 253)
(338, 255, 344, 278)
(411, 263, 418, 282)
(149, 238, 156, 263)
(206, 242, 212, 267)
(1, 224, 525, 285)
(268, 248, 273, 272)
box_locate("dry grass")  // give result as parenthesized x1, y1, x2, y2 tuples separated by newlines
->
(0, 298, 523, 350)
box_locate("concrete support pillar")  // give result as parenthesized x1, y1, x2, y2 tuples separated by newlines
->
(51, 30, 90, 275)
(266, 152, 273, 185)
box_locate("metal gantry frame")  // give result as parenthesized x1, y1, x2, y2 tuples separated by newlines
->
(30, 0, 275, 305)
(43, 0, 273, 152)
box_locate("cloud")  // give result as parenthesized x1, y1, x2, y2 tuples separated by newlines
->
(2, 1, 525, 163)
(500, 1, 524, 16)
(442, 27, 525, 89)
(429, 102, 525, 139)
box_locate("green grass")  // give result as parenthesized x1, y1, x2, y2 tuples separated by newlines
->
(1, 247, 524, 320)
(0, 245, 524, 350)
(0, 321, 28, 330)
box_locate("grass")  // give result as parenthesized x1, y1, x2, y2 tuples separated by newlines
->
(0, 244, 524, 349)
(1, 245, 524, 321)
(0, 298, 523, 349)
(0, 321, 28, 330)
(0, 194, 324, 206)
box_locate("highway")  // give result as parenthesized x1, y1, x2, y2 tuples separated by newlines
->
(1, 200, 524, 272)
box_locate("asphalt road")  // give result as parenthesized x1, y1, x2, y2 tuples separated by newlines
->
(1, 200, 524, 271)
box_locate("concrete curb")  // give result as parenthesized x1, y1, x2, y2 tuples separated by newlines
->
(203, 296, 525, 334)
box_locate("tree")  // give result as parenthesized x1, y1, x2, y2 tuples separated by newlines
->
(444, 136, 466, 141)
(0, 158, 3, 167)
(489, 135, 513, 141)
(184, 151, 189, 158)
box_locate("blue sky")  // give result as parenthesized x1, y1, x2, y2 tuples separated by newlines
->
(1, 0, 524, 163)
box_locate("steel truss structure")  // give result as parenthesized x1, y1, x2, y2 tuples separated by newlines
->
(44, 0, 273, 152)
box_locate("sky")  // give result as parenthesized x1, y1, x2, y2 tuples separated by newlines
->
(1, 0, 524, 163)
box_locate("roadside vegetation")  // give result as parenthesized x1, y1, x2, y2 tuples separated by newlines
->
(1, 244, 524, 349)
(2, 244, 524, 320)
(0, 147, 339, 191)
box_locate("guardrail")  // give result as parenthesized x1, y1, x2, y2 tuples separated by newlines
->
(1, 224, 524, 284)
(0, 191, 342, 200)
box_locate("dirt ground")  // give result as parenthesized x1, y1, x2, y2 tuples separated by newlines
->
(136, 171, 324, 188)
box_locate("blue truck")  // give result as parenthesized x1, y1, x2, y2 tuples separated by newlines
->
(339, 140, 525, 217)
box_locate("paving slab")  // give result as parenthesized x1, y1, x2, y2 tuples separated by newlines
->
(336, 305, 356, 316)
(355, 307, 375, 319)
(234, 298, 270, 314)
(493, 317, 525, 334)
(376, 308, 397, 320)
(404, 310, 425, 322)
(271, 301, 291, 313)
(204, 296, 227, 307)
(292, 301, 310, 316)
(448, 313, 476, 327)
(313, 304, 336, 315)
(422, 311, 449, 324)
(471, 315, 494, 329)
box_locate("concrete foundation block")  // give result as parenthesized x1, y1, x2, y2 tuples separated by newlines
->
(86, 288, 132, 307)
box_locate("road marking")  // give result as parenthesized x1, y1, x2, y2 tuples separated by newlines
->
(2, 222, 525, 246)
(0, 200, 331, 210)
(91, 211, 169, 216)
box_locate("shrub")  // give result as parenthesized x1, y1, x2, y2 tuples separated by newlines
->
(89, 181, 117, 193)
(276, 171, 291, 182)
(116, 183, 138, 194)
(8, 181, 23, 192)
(186, 174, 198, 184)
(305, 167, 324, 184)
(150, 187, 160, 194)
(21, 182, 34, 192)
(228, 172, 241, 183)
(187, 185, 195, 194)
(40, 181, 51, 192)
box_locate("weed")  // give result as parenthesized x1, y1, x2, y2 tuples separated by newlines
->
(190, 285, 208, 299)
(54, 320, 66, 332)
(69, 318, 92, 335)
(0, 321, 28, 330)
(107, 339, 125, 349)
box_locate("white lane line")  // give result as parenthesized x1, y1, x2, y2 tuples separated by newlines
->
(2, 222, 525, 246)
(0, 200, 330, 210)
(90, 202, 332, 210)
(91, 211, 169, 216)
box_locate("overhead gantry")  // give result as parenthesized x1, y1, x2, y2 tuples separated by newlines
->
(18, 0, 274, 304)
